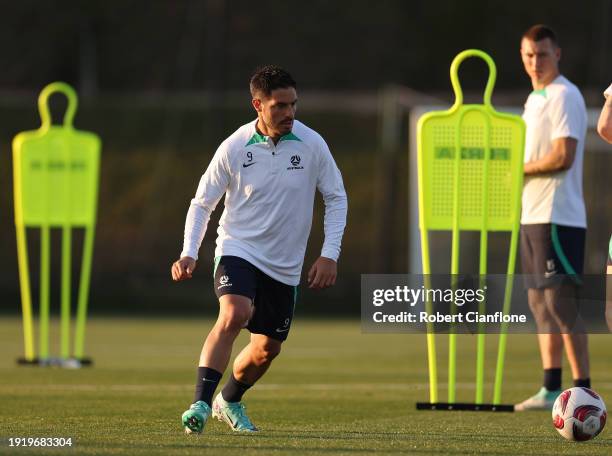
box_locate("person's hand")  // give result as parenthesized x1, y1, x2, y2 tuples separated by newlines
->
(171, 256, 196, 281)
(307, 257, 337, 289)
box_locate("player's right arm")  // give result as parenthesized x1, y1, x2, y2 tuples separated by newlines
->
(523, 137, 577, 175)
(172, 256, 196, 281)
(171, 143, 231, 282)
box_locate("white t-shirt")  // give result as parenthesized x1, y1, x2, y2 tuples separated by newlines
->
(521, 75, 587, 227)
(605, 83, 612, 98)
(181, 119, 348, 286)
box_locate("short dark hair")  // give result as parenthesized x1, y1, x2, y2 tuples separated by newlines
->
(522, 24, 559, 46)
(249, 65, 296, 98)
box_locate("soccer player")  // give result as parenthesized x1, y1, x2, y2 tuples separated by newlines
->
(171, 66, 348, 433)
(597, 83, 612, 143)
(514, 25, 590, 411)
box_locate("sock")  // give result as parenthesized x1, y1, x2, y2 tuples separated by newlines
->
(193, 367, 223, 406)
(221, 374, 252, 403)
(573, 378, 591, 388)
(543, 368, 562, 391)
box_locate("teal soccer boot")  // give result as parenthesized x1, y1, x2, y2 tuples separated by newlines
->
(515, 387, 562, 411)
(182, 400, 211, 434)
(212, 393, 259, 432)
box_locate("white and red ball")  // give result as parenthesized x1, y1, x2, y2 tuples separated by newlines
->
(552, 387, 607, 441)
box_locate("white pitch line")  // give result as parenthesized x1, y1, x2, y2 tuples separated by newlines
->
(2, 382, 612, 393)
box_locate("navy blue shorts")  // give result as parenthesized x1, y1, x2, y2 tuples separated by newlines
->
(213, 256, 297, 341)
(520, 223, 585, 289)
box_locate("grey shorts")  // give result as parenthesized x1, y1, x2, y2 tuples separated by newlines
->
(520, 223, 585, 289)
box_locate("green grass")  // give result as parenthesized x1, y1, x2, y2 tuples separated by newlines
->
(0, 317, 610, 455)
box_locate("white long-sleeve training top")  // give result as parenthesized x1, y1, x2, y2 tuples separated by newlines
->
(181, 119, 348, 286)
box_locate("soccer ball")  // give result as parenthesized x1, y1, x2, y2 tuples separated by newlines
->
(552, 387, 607, 441)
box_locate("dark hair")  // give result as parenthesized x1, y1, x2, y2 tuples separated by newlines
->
(522, 24, 559, 46)
(249, 65, 296, 97)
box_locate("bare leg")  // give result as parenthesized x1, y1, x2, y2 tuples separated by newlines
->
(232, 333, 282, 385)
(212, 332, 275, 432)
(543, 285, 589, 380)
(529, 288, 563, 369)
(562, 333, 589, 379)
(515, 288, 565, 409)
(182, 295, 254, 433)
(199, 294, 253, 370)
(537, 333, 563, 369)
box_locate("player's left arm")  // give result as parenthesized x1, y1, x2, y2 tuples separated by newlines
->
(308, 256, 338, 289)
(597, 87, 612, 144)
(525, 90, 584, 176)
(308, 137, 348, 290)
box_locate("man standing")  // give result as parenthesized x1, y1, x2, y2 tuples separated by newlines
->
(171, 66, 347, 433)
(515, 25, 589, 411)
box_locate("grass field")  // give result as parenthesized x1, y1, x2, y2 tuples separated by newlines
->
(0, 317, 610, 455)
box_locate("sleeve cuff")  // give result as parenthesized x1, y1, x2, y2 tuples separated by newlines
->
(180, 250, 198, 261)
(550, 131, 580, 142)
(320, 248, 339, 262)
